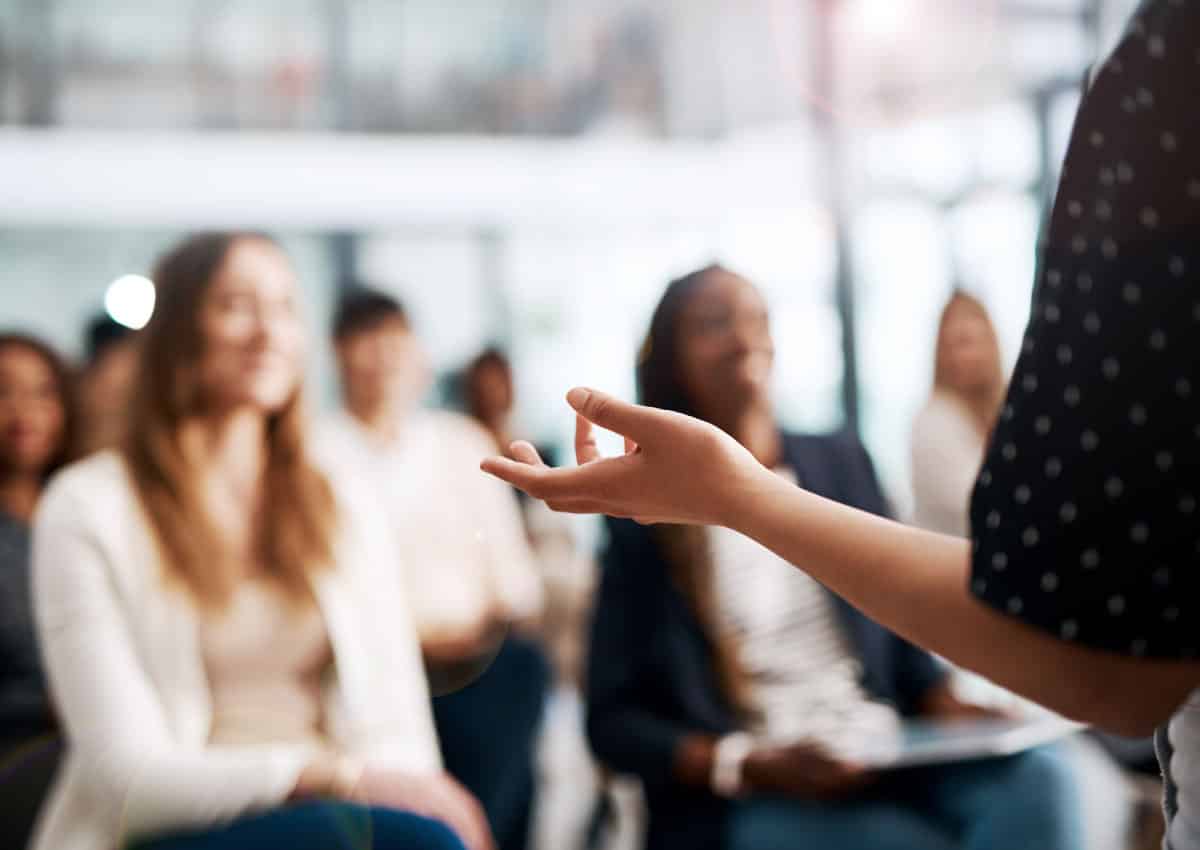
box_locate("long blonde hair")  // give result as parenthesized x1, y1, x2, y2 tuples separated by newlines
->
(122, 233, 336, 609)
(933, 290, 1007, 437)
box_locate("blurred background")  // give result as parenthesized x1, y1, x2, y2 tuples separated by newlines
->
(0, 0, 1142, 513)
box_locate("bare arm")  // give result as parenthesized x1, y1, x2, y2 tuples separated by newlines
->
(484, 389, 1200, 737)
(736, 469, 1199, 737)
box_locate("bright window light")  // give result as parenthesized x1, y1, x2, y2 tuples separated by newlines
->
(849, 0, 913, 43)
(104, 274, 156, 330)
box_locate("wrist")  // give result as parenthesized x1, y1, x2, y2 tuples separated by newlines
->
(292, 753, 364, 801)
(675, 734, 718, 787)
(718, 462, 785, 532)
(329, 754, 366, 801)
(710, 733, 755, 798)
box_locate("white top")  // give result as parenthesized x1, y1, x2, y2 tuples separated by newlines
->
(314, 410, 543, 644)
(910, 393, 988, 539)
(30, 451, 442, 850)
(709, 469, 899, 755)
(909, 394, 1047, 714)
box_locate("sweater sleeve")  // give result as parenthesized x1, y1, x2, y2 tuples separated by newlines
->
(32, 476, 311, 843)
(585, 520, 701, 791)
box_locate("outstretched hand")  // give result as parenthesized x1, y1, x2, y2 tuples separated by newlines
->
(480, 388, 767, 527)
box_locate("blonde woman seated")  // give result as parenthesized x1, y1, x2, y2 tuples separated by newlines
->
(29, 233, 493, 850)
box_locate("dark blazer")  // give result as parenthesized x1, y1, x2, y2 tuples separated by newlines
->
(585, 431, 947, 850)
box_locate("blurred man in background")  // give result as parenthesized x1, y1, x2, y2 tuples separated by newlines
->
(316, 288, 550, 850)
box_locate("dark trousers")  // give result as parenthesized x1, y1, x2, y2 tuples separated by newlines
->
(130, 801, 467, 850)
(433, 636, 551, 850)
(0, 734, 61, 850)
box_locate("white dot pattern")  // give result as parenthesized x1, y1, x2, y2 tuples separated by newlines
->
(969, 0, 1199, 669)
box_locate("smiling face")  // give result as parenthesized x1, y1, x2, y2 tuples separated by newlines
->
(674, 268, 776, 423)
(0, 342, 67, 477)
(192, 237, 307, 416)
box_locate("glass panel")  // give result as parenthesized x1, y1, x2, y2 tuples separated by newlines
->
(504, 227, 712, 456)
(947, 190, 1041, 372)
(1, 0, 1106, 138)
(357, 232, 492, 376)
(1003, 19, 1091, 88)
(854, 116, 973, 201)
(967, 101, 1040, 187)
(0, 228, 340, 403)
(852, 200, 951, 513)
(714, 207, 842, 434)
(1048, 88, 1082, 180)
(52, 0, 331, 130)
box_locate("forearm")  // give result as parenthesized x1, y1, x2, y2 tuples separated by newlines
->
(729, 470, 1197, 735)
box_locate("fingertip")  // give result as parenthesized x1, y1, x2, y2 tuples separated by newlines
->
(566, 387, 593, 411)
(481, 456, 518, 479)
(509, 440, 542, 465)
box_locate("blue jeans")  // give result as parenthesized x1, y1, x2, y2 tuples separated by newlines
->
(727, 746, 1084, 850)
(129, 801, 468, 850)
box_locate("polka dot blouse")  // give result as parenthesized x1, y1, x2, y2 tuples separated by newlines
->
(969, 0, 1200, 662)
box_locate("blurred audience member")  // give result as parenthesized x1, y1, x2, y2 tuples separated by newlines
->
(586, 265, 1082, 850)
(77, 314, 138, 455)
(910, 291, 1007, 538)
(462, 346, 602, 850)
(0, 332, 75, 850)
(910, 291, 1138, 850)
(30, 234, 491, 850)
(317, 290, 548, 850)
(463, 347, 518, 457)
(463, 346, 596, 686)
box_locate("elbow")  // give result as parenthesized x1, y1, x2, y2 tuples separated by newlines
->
(1058, 677, 1184, 739)
(1085, 701, 1174, 739)
(1100, 717, 1162, 739)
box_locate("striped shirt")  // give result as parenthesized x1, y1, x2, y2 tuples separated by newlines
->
(710, 469, 899, 755)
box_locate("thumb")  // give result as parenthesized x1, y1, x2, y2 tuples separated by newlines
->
(566, 387, 661, 444)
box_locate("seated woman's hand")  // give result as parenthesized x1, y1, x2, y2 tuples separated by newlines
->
(743, 741, 876, 801)
(481, 388, 766, 527)
(358, 768, 496, 850)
